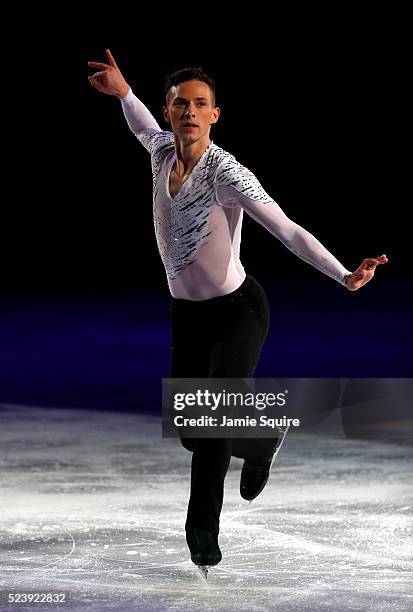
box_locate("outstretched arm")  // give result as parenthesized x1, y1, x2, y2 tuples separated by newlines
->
(215, 161, 388, 289)
(242, 195, 388, 290)
(88, 49, 161, 147)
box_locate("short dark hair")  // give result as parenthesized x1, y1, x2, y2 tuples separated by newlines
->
(164, 67, 216, 105)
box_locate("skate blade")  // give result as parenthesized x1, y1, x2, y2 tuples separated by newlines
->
(270, 425, 290, 469)
(197, 565, 210, 580)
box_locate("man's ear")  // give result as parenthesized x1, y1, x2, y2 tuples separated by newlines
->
(210, 106, 221, 125)
(162, 105, 170, 123)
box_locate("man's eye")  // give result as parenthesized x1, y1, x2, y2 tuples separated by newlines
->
(197, 102, 207, 106)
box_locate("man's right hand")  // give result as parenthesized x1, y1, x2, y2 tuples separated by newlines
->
(88, 49, 130, 99)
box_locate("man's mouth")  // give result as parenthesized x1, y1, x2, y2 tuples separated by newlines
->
(182, 123, 198, 128)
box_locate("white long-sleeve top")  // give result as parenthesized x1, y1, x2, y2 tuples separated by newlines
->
(121, 89, 351, 300)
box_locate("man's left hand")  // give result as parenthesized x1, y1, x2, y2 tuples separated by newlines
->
(344, 254, 388, 291)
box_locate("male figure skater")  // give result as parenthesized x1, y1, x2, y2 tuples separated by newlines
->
(88, 50, 388, 571)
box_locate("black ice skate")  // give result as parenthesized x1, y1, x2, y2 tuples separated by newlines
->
(240, 425, 289, 501)
(185, 527, 222, 579)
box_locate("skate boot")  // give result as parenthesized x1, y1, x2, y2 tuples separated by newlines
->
(185, 527, 222, 579)
(240, 425, 289, 501)
(240, 457, 272, 501)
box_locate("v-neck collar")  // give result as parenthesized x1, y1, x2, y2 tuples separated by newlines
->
(166, 142, 214, 201)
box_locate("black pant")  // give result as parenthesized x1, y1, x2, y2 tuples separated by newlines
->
(170, 275, 273, 533)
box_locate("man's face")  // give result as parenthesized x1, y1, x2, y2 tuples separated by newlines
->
(163, 80, 220, 144)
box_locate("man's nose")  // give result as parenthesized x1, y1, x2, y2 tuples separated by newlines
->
(184, 105, 195, 116)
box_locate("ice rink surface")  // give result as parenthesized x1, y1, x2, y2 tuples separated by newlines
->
(0, 405, 412, 611)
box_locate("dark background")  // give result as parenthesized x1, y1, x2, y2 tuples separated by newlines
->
(6, 18, 408, 291)
(1, 10, 411, 422)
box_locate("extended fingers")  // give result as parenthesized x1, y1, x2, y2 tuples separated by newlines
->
(106, 48, 119, 69)
(88, 61, 111, 69)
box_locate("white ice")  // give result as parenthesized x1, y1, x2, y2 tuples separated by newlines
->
(0, 405, 412, 611)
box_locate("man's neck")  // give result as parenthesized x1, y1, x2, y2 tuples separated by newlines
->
(173, 136, 212, 176)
